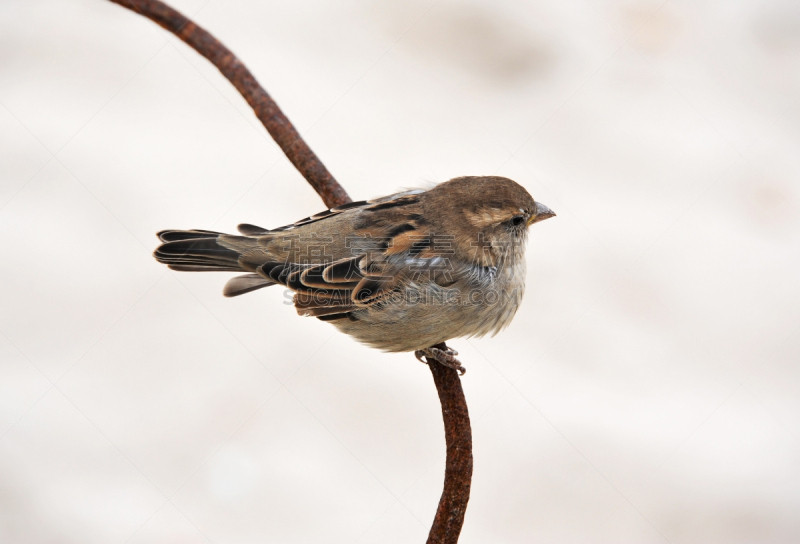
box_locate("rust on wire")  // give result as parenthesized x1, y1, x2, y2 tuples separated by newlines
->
(108, 1, 473, 542)
(426, 343, 473, 544)
(109, 0, 351, 208)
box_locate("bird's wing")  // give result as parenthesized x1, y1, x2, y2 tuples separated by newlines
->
(221, 189, 454, 321)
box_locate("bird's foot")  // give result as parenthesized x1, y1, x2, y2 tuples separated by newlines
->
(415, 345, 465, 375)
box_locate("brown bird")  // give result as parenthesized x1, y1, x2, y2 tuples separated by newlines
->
(154, 176, 555, 374)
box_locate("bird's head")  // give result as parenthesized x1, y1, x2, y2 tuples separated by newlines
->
(423, 176, 555, 267)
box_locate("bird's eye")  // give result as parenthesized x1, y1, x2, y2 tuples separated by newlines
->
(510, 215, 525, 227)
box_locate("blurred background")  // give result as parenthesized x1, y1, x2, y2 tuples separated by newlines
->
(1, 0, 799, 542)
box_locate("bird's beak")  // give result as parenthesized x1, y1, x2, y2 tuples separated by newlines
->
(528, 202, 556, 225)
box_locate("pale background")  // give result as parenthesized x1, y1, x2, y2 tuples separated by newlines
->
(1, 0, 799, 542)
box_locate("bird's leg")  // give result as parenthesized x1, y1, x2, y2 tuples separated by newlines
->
(415, 344, 465, 375)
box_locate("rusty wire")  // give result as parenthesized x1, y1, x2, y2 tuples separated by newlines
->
(108, 1, 472, 541)
(109, 0, 349, 209)
(426, 343, 473, 544)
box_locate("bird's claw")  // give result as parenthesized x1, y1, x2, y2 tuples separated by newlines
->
(414, 346, 466, 375)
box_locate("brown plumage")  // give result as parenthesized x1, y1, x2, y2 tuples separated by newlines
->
(154, 176, 555, 361)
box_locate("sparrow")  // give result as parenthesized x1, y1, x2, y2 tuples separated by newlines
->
(154, 176, 555, 374)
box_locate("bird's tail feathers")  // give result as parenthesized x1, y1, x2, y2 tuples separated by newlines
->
(153, 230, 276, 297)
(154, 230, 241, 272)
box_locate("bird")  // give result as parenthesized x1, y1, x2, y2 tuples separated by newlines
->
(153, 175, 555, 374)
